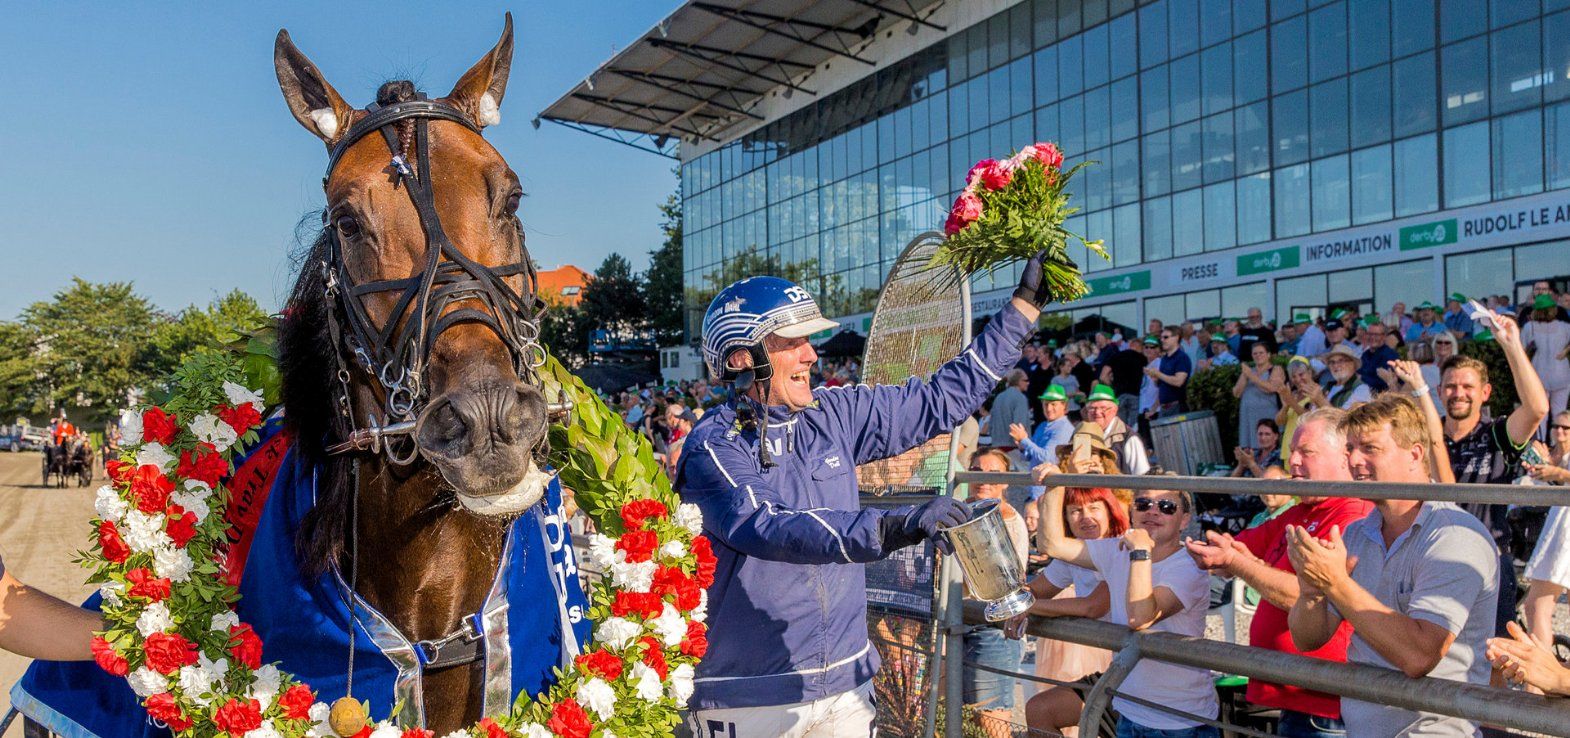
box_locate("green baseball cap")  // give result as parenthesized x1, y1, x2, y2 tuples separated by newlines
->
(1535, 294, 1556, 310)
(1415, 300, 1437, 311)
(1449, 292, 1468, 304)
(1046, 338, 1059, 348)
(1293, 313, 1313, 324)
(1360, 315, 1381, 328)
(1475, 329, 1495, 342)
(1086, 383, 1117, 404)
(1038, 384, 1068, 402)
(1142, 335, 1160, 346)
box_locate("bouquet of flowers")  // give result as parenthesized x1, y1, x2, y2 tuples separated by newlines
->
(930, 142, 1106, 301)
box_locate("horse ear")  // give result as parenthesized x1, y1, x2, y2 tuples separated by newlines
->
(447, 13, 514, 129)
(274, 29, 353, 144)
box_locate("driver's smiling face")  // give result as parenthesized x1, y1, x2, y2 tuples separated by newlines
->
(763, 333, 820, 411)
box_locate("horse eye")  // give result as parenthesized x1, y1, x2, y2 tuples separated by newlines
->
(335, 214, 361, 237)
(504, 191, 522, 215)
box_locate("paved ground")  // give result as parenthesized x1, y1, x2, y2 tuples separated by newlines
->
(0, 451, 101, 731)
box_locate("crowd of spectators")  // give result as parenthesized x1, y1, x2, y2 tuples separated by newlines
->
(948, 279, 1570, 737)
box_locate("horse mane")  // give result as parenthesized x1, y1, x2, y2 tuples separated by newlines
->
(282, 80, 424, 577)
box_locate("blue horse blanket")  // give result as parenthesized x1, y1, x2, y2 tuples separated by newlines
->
(13, 426, 591, 737)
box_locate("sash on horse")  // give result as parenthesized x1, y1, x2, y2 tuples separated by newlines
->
(12, 420, 591, 737)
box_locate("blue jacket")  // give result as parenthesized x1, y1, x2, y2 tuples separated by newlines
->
(675, 304, 1033, 710)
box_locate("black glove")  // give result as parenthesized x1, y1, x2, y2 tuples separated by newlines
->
(1012, 250, 1077, 310)
(880, 497, 972, 553)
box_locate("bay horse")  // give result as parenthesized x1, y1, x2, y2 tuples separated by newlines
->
(273, 14, 569, 730)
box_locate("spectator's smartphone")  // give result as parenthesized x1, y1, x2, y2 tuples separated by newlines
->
(1523, 444, 1547, 468)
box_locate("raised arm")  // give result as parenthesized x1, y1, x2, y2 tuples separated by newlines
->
(1123, 529, 1186, 630)
(1033, 465, 1093, 568)
(1389, 359, 1454, 483)
(1490, 316, 1550, 446)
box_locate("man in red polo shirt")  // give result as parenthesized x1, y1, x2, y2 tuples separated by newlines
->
(1185, 407, 1372, 738)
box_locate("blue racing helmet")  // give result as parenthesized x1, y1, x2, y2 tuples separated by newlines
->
(701, 276, 838, 383)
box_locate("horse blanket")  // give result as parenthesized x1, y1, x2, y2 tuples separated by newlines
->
(13, 419, 591, 737)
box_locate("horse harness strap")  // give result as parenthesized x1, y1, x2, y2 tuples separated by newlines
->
(413, 613, 486, 671)
(320, 95, 548, 461)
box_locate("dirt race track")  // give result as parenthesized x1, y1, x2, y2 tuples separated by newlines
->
(0, 450, 101, 731)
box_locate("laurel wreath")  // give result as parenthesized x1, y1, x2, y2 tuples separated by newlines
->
(84, 346, 711, 738)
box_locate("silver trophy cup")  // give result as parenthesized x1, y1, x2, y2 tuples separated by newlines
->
(940, 498, 1035, 621)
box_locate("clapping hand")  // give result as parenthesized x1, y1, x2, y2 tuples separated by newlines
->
(1008, 423, 1029, 444)
(1286, 524, 1356, 594)
(1184, 530, 1239, 571)
(1387, 359, 1424, 390)
(1487, 621, 1570, 694)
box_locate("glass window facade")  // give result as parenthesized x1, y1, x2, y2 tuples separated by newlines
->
(679, 0, 1570, 334)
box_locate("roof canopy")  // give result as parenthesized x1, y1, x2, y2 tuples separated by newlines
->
(535, 0, 946, 157)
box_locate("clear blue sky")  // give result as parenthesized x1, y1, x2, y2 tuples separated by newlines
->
(0, 1, 677, 319)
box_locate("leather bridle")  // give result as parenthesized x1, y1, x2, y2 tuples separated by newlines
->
(317, 96, 549, 462)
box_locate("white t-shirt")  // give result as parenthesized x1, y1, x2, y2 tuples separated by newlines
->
(1084, 538, 1219, 730)
(1524, 320, 1570, 390)
(1040, 558, 1106, 614)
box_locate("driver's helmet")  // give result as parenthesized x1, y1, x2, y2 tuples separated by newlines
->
(701, 276, 837, 383)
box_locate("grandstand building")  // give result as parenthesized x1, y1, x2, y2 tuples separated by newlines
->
(542, 0, 1570, 341)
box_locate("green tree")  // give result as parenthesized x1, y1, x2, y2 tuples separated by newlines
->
(685, 247, 824, 339)
(644, 188, 685, 347)
(146, 290, 270, 377)
(582, 253, 648, 345)
(541, 304, 594, 369)
(0, 321, 45, 421)
(22, 278, 160, 422)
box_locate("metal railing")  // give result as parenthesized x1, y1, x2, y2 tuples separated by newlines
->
(925, 471, 1570, 737)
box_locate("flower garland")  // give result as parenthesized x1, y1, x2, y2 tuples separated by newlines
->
(85, 349, 714, 738)
(930, 141, 1107, 301)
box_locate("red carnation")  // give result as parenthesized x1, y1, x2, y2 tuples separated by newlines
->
(217, 403, 262, 434)
(615, 529, 659, 563)
(611, 591, 663, 619)
(107, 459, 135, 483)
(1033, 141, 1064, 170)
(145, 692, 192, 731)
(212, 697, 263, 736)
(547, 699, 593, 738)
(477, 718, 510, 738)
(574, 648, 624, 681)
(401, 729, 435, 738)
(278, 684, 316, 719)
(681, 621, 709, 658)
(143, 632, 198, 674)
(228, 623, 263, 669)
(141, 407, 178, 446)
(979, 159, 1013, 190)
(98, 520, 131, 564)
(351, 728, 372, 738)
(692, 535, 717, 589)
(640, 636, 668, 680)
(945, 191, 984, 236)
(126, 568, 172, 602)
(177, 443, 227, 487)
(165, 505, 199, 547)
(620, 499, 669, 532)
(675, 578, 703, 611)
(651, 565, 690, 598)
(129, 465, 174, 514)
(90, 636, 129, 676)
(965, 158, 998, 186)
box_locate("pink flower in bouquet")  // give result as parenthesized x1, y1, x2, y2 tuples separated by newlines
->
(978, 159, 1013, 190)
(944, 192, 984, 235)
(965, 158, 998, 189)
(1032, 142, 1064, 170)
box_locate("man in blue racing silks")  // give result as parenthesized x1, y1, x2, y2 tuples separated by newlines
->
(676, 252, 1055, 737)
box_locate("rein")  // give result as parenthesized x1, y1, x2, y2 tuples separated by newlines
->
(318, 96, 553, 461)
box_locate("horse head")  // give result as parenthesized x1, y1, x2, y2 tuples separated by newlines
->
(274, 15, 554, 515)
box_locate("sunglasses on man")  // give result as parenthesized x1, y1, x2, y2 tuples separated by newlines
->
(1133, 497, 1180, 515)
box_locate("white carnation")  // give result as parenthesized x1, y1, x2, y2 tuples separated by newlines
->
(660, 540, 687, 559)
(668, 663, 695, 707)
(305, 702, 333, 738)
(675, 503, 704, 535)
(692, 589, 709, 623)
(223, 382, 266, 412)
(123, 510, 171, 553)
(610, 558, 656, 594)
(154, 545, 194, 583)
(593, 616, 642, 651)
(121, 412, 143, 446)
(172, 481, 212, 523)
(368, 721, 402, 738)
(443, 732, 477, 738)
(576, 677, 618, 721)
(99, 581, 124, 607)
(248, 663, 281, 707)
(243, 722, 282, 738)
(652, 603, 687, 647)
(631, 661, 664, 702)
(211, 611, 240, 632)
(587, 534, 618, 569)
(135, 602, 173, 637)
(94, 485, 128, 524)
(177, 661, 218, 707)
(517, 725, 552, 738)
(190, 413, 238, 452)
(128, 666, 166, 698)
(136, 442, 175, 472)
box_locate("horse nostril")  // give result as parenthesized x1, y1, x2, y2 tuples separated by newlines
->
(416, 398, 471, 458)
